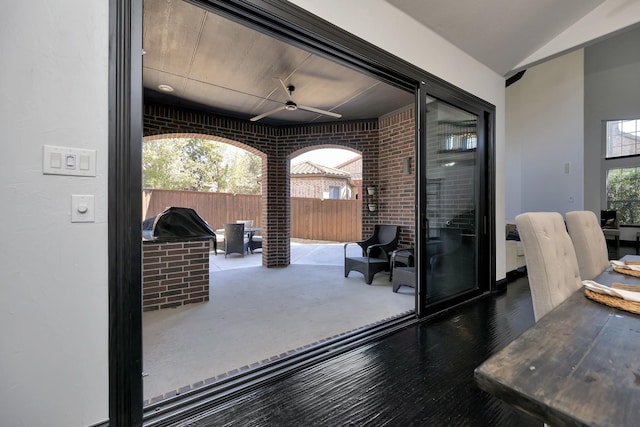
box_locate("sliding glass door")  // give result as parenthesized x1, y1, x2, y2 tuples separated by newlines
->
(421, 96, 485, 304)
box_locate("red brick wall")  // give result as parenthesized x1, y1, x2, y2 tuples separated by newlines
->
(144, 103, 416, 263)
(278, 121, 383, 239)
(378, 106, 416, 246)
(142, 239, 210, 311)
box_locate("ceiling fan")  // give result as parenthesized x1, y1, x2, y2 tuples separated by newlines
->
(250, 79, 342, 122)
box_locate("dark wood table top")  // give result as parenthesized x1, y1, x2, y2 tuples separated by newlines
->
(475, 255, 640, 426)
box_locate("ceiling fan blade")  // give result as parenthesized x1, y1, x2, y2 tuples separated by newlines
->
(297, 104, 342, 119)
(250, 105, 287, 122)
(275, 78, 294, 101)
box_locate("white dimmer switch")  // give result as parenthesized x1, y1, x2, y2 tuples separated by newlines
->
(71, 195, 95, 223)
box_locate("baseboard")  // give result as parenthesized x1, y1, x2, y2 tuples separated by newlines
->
(88, 420, 109, 427)
(495, 277, 508, 292)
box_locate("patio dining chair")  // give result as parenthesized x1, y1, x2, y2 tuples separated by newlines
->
(223, 223, 250, 258)
(237, 219, 262, 253)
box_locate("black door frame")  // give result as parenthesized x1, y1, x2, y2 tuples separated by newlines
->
(109, 0, 495, 424)
(417, 89, 496, 314)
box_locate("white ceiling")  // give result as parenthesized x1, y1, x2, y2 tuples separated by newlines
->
(143, 0, 414, 126)
(143, 0, 638, 125)
(386, 0, 605, 76)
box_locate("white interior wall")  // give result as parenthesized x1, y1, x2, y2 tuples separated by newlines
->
(289, 0, 508, 279)
(585, 26, 640, 241)
(0, 2, 109, 426)
(0, 2, 532, 424)
(505, 50, 585, 217)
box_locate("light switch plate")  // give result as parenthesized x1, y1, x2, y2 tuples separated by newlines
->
(43, 145, 96, 176)
(71, 195, 95, 223)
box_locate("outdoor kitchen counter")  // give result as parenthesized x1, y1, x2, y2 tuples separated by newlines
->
(142, 236, 213, 311)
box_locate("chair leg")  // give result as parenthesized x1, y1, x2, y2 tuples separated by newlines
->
(365, 272, 373, 285)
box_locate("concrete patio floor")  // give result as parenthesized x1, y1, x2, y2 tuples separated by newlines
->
(142, 240, 415, 403)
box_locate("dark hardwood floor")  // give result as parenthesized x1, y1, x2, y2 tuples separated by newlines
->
(178, 274, 541, 426)
(170, 242, 636, 426)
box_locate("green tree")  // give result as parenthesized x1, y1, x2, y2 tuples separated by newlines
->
(225, 151, 262, 194)
(142, 138, 192, 189)
(143, 137, 262, 194)
(182, 138, 228, 191)
(607, 167, 640, 224)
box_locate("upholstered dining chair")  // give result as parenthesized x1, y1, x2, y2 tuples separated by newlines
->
(565, 210, 610, 280)
(515, 212, 583, 321)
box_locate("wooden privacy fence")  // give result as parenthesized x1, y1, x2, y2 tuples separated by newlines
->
(143, 189, 362, 242)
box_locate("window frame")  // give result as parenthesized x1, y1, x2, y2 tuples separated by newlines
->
(604, 119, 640, 159)
(604, 165, 640, 226)
(603, 118, 640, 226)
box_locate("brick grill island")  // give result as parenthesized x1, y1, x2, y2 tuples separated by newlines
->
(142, 237, 211, 311)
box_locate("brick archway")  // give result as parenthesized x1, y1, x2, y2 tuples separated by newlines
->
(144, 103, 415, 266)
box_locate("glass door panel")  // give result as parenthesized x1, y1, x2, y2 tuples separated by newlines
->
(424, 98, 479, 302)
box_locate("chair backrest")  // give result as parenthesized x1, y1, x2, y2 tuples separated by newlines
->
(223, 223, 248, 255)
(370, 224, 399, 259)
(515, 212, 583, 321)
(376, 224, 399, 244)
(565, 211, 610, 280)
(236, 219, 253, 228)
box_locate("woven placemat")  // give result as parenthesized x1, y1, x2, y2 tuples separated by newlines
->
(613, 266, 640, 278)
(585, 289, 640, 315)
(612, 282, 640, 292)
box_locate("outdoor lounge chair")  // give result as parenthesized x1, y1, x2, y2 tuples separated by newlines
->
(344, 224, 399, 284)
(391, 248, 415, 292)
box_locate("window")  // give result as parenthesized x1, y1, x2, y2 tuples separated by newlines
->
(329, 186, 340, 199)
(606, 167, 640, 224)
(606, 119, 640, 158)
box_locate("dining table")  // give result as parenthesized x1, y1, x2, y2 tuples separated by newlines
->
(216, 226, 262, 252)
(215, 226, 262, 236)
(475, 255, 640, 426)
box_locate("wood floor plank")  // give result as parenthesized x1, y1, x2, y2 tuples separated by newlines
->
(176, 276, 543, 426)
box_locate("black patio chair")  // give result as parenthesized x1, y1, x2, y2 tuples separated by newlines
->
(391, 248, 415, 292)
(237, 219, 262, 253)
(344, 224, 399, 284)
(223, 223, 250, 258)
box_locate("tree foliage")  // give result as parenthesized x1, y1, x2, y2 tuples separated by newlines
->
(143, 138, 261, 194)
(143, 139, 192, 190)
(226, 151, 262, 194)
(607, 167, 640, 224)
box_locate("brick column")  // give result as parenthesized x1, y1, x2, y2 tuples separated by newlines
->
(263, 154, 290, 267)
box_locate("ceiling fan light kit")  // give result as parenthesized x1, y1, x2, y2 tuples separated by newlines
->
(250, 79, 342, 122)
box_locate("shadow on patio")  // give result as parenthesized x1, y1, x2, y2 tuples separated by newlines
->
(142, 239, 415, 404)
